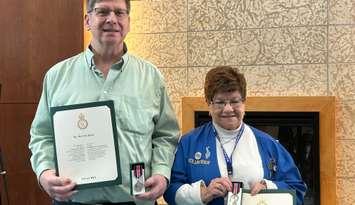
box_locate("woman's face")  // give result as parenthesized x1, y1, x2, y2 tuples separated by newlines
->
(209, 90, 245, 130)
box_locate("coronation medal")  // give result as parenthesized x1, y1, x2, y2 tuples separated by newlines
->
(130, 163, 145, 195)
(227, 181, 243, 205)
(134, 164, 144, 192)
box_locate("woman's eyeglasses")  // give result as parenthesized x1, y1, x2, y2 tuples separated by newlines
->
(210, 98, 244, 109)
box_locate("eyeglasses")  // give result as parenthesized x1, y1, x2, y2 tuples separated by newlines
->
(210, 98, 244, 109)
(89, 7, 129, 19)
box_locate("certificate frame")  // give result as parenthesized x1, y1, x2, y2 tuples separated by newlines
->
(50, 100, 121, 189)
(242, 189, 296, 205)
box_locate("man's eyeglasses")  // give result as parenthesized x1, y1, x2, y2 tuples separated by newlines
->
(89, 7, 129, 19)
(210, 98, 244, 109)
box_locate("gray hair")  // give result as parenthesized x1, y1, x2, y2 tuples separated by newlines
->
(86, 0, 131, 13)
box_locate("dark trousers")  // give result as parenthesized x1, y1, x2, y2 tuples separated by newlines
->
(53, 200, 136, 205)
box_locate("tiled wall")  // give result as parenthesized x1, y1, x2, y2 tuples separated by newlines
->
(125, 0, 355, 204)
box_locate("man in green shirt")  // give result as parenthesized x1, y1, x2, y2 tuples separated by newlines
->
(29, 0, 180, 204)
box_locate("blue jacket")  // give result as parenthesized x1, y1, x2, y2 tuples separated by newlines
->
(164, 122, 306, 205)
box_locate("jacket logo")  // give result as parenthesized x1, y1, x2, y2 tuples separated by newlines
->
(188, 148, 211, 165)
(195, 152, 202, 160)
(205, 146, 210, 159)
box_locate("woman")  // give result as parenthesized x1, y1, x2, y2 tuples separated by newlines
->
(164, 66, 306, 205)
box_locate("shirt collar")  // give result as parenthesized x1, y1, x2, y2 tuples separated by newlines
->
(84, 43, 128, 73)
(213, 121, 242, 141)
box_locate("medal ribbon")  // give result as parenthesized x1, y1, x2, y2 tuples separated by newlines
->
(134, 165, 142, 178)
(214, 123, 245, 177)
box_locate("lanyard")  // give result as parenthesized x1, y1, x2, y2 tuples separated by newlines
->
(214, 123, 245, 177)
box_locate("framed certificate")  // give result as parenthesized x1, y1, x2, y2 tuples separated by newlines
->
(242, 189, 296, 205)
(50, 100, 121, 189)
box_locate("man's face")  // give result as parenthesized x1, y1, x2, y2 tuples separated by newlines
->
(85, 0, 130, 47)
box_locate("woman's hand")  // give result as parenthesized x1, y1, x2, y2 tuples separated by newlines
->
(250, 180, 267, 195)
(200, 177, 232, 204)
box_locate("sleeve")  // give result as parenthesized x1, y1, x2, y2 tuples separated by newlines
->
(272, 144, 307, 205)
(28, 73, 56, 179)
(175, 180, 205, 205)
(163, 141, 188, 205)
(150, 84, 180, 180)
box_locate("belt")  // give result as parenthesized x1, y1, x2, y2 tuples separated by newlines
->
(53, 200, 136, 205)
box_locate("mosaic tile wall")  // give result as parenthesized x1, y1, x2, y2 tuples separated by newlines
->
(85, 0, 355, 204)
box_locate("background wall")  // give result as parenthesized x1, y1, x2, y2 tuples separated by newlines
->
(122, 0, 355, 204)
(0, 1, 83, 204)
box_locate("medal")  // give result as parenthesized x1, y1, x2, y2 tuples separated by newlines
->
(227, 181, 243, 205)
(131, 163, 145, 195)
(133, 164, 144, 192)
(229, 194, 238, 204)
(134, 178, 144, 192)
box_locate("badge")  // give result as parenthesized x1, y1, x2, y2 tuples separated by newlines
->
(77, 113, 88, 129)
(256, 198, 268, 205)
(194, 152, 202, 160)
(205, 146, 211, 159)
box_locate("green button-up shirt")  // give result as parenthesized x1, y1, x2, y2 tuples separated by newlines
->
(29, 46, 180, 204)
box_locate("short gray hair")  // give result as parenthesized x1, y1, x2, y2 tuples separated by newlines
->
(86, 0, 131, 13)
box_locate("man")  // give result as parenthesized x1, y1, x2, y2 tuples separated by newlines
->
(29, 0, 180, 204)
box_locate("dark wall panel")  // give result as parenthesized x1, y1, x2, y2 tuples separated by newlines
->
(0, 0, 83, 103)
(0, 0, 83, 204)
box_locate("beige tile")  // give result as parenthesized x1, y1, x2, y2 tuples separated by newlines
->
(188, 0, 326, 31)
(186, 67, 213, 97)
(242, 64, 328, 96)
(337, 178, 355, 205)
(335, 100, 355, 140)
(130, 0, 187, 33)
(329, 26, 355, 63)
(125, 33, 187, 67)
(171, 100, 182, 129)
(329, 0, 355, 24)
(188, 27, 326, 66)
(336, 140, 355, 177)
(186, 64, 328, 97)
(329, 63, 355, 99)
(159, 67, 188, 102)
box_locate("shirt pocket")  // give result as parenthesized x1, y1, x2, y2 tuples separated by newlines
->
(116, 95, 155, 135)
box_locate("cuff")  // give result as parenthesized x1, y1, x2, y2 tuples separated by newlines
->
(151, 164, 171, 181)
(175, 180, 205, 205)
(264, 179, 278, 189)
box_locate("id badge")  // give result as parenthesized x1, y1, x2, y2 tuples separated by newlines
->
(130, 162, 145, 195)
(226, 181, 243, 205)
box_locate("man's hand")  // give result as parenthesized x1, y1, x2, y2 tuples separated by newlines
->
(39, 169, 77, 201)
(135, 174, 167, 201)
(200, 177, 232, 204)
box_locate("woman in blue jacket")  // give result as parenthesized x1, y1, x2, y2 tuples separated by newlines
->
(164, 66, 306, 205)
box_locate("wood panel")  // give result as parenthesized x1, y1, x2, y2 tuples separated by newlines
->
(181, 96, 336, 205)
(0, 0, 83, 103)
(0, 104, 50, 205)
(0, 0, 83, 204)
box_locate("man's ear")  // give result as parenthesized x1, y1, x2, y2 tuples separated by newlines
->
(84, 14, 91, 31)
(127, 15, 131, 32)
